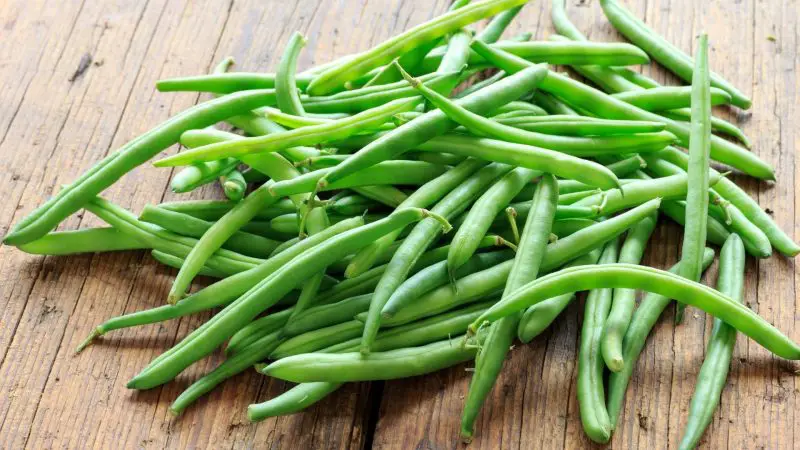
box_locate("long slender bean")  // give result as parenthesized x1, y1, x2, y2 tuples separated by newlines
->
(577, 237, 620, 443)
(678, 234, 745, 449)
(675, 35, 712, 323)
(612, 86, 731, 111)
(275, 32, 308, 116)
(600, 212, 657, 372)
(17, 227, 146, 255)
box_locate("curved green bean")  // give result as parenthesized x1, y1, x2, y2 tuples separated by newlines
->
(276, 32, 308, 116)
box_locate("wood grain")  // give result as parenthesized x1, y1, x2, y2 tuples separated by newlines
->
(0, 0, 797, 448)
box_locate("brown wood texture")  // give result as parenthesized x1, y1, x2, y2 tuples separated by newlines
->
(0, 0, 797, 448)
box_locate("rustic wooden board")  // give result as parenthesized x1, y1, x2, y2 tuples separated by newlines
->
(0, 0, 797, 448)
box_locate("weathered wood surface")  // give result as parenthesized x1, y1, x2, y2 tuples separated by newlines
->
(0, 0, 797, 448)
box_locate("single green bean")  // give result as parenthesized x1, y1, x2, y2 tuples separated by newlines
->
(17, 227, 146, 255)
(678, 234, 745, 449)
(675, 35, 712, 324)
(247, 382, 342, 421)
(270, 320, 365, 359)
(577, 237, 620, 443)
(600, 212, 657, 372)
(612, 86, 731, 111)
(659, 108, 751, 148)
(447, 168, 540, 277)
(262, 335, 478, 382)
(276, 32, 308, 116)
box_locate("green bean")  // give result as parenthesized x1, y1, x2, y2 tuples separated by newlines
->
(659, 108, 752, 148)
(279, 294, 373, 339)
(512, 156, 644, 201)
(460, 173, 558, 440)
(276, 32, 308, 115)
(532, 91, 578, 115)
(171, 155, 240, 194)
(327, 301, 491, 354)
(612, 86, 731, 111)
(601, 212, 657, 372)
(270, 213, 385, 235)
(166, 183, 279, 303)
(154, 98, 419, 166)
(382, 250, 514, 318)
(139, 205, 279, 258)
(420, 40, 651, 73)
(409, 151, 467, 166)
(606, 249, 716, 427)
(270, 320, 364, 359)
(489, 100, 548, 117)
(468, 262, 800, 360)
(599, 0, 751, 109)
(576, 237, 620, 443)
(675, 35, 713, 323)
(262, 108, 352, 128)
(327, 194, 380, 216)
(499, 118, 666, 136)
(447, 168, 539, 277)
(345, 159, 489, 278)
(218, 169, 246, 201)
(475, 5, 524, 43)
(224, 308, 294, 356)
(127, 208, 449, 389)
(156, 72, 307, 94)
(574, 172, 720, 216)
(416, 134, 638, 188)
(272, 161, 447, 197)
(517, 248, 603, 343)
(247, 382, 342, 421)
(360, 163, 512, 354)
(313, 65, 548, 195)
(469, 40, 774, 180)
(306, 0, 528, 94)
(17, 227, 146, 255)
(351, 185, 407, 207)
(262, 334, 478, 383)
(170, 331, 285, 416)
(679, 234, 745, 449)
(75, 218, 362, 352)
(149, 250, 227, 279)
(557, 189, 602, 205)
(381, 199, 660, 327)
(610, 67, 661, 89)
(454, 71, 506, 99)
(4, 90, 279, 246)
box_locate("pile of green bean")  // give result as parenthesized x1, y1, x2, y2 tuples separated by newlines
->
(6, 0, 798, 446)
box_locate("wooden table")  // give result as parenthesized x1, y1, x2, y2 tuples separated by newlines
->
(0, 0, 797, 448)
